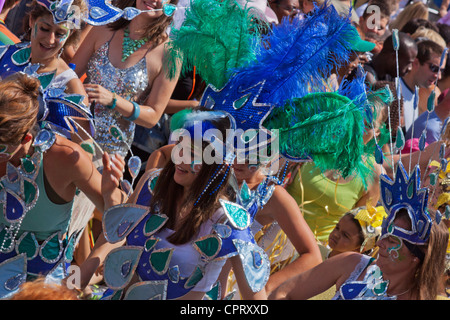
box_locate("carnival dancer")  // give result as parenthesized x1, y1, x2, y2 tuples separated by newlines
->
(0, 73, 126, 299)
(76, 110, 271, 300)
(159, 110, 322, 298)
(72, 0, 181, 159)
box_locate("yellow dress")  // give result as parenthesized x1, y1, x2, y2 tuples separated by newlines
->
(286, 162, 365, 244)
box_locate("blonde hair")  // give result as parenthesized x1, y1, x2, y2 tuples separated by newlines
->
(411, 26, 447, 49)
(389, 2, 429, 31)
(0, 73, 40, 145)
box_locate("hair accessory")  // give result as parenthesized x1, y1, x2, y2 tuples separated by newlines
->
(350, 205, 386, 253)
(37, 0, 81, 28)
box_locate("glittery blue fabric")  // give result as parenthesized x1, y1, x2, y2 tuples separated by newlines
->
(101, 171, 270, 299)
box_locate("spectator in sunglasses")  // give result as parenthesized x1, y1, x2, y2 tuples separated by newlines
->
(400, 40, 446, 134)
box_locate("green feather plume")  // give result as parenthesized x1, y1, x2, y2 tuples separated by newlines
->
(166, 0, 263, 89)
(264, 92, 371, 181)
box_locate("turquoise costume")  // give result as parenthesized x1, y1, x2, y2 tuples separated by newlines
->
(100, 170, 270, 300)
(0, 128, 78, 298)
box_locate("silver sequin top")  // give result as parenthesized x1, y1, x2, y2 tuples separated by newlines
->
(86, 39, 149, 158)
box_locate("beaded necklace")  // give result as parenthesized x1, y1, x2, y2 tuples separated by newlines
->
(121, 27, 149, 62)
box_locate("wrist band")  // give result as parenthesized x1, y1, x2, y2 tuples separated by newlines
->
(124, 101, 140, 121)
(106, 92, 117, 110)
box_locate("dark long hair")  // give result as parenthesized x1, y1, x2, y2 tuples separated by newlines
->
(149, 114, 232, 244)
(108, 0, 178, 46)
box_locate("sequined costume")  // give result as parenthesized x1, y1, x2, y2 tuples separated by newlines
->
(0, 128, 78, 299)
(99, 170, 270, 300)
(332, 255, 394, 300)
(85, 37, 149, 158)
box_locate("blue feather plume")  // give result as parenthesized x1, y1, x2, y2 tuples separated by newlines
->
(229, 3, 355, 106)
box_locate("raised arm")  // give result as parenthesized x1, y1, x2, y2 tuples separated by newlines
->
(269, 252, 362, 300)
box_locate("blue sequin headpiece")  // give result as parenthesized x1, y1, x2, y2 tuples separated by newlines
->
(21, 64, 94, 140)
(84, 0, 178, 25)
(380, 161, 433, 245)
(37, 0, 179, 27)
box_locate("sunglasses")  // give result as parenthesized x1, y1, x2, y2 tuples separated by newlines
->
(427, 62, 445, 74)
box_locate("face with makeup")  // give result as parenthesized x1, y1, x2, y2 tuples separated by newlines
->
(29, 13, 71, 62)
(232, 158, 262, 183)
(0, 142, 21, 163)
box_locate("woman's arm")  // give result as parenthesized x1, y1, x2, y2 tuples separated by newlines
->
(260, 186, 322, 295)
(269, 252, 361, 300)
(146, 144, 174, 171)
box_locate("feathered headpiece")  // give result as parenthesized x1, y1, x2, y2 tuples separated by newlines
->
(167, 1, 385, 181)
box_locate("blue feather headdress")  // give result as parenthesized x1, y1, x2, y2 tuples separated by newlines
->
(167, 1, 386, 180)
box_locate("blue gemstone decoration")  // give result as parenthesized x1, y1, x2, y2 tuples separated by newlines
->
(5, 273, 25, 291)
(5, 191, 24, 222)
(117, 221, 132, 238)
(121, 260, 132, 278)
(340, 283, 366, 299)
(213, 223, 232, 239)
(252, 250, 263, 269)
(163, 4, 177, 16)
(168, 265, 180, 283)
(89, 6, 108, 19)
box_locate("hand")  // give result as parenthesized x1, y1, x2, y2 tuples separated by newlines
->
(101, 152, 125, 196)
(84, 84, 115, 107)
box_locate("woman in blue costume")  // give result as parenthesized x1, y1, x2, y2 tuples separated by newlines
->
(77, 110, 271, 300)
(71, 0, 181, 159)
(270, 161, 450, 300)
(0, 0, 89, 104)
(141, 128, 322, 298)
(0, 73, 126, 299)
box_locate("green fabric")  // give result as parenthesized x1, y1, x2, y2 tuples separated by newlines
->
(287, 162, 366, 244)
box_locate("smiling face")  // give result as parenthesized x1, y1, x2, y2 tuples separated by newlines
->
(172, 139, 203, 189)
(29, 14, 70, 62)
(136, 0, 167, 18)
